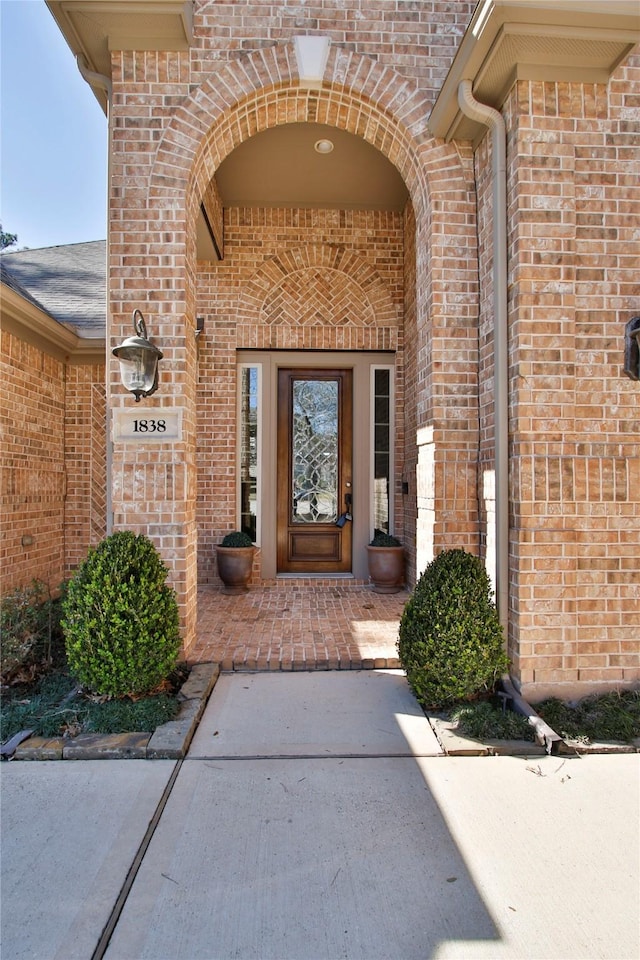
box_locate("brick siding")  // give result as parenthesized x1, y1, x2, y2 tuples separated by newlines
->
(501, 68, 639, 695)
(0, 331, 105, 593)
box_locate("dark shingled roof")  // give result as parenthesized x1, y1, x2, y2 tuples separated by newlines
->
(1, 240, 106, 338)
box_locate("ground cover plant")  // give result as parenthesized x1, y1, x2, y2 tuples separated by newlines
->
(449, 700, 536, 742)
(431, 690, 639, 746)
(1, 670, 182, 742)
(536, 690, 640, 744)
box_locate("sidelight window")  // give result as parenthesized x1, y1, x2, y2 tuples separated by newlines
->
(372, 366, 393, 537)
(238, 364, 260, 543)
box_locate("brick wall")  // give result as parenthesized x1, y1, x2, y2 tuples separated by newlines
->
(64, 368, 107, 576)
(0, 330, 105, 594)
(476, 55, 640, 698)
(402, 200, 418, 583)
(0, 329, 66, 593)
(108, 2, 477, 653)
(190, 0, 474, 99)
(102, 0, 637, 691)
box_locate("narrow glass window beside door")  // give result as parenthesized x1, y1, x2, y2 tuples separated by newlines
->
(239, 365, 260, 542)
(373, 367, 392, 536)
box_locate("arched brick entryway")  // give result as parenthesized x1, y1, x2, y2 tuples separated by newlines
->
(109, 43, 479, 653)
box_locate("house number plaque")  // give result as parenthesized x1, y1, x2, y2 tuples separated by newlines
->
(112, 407, 183, 442)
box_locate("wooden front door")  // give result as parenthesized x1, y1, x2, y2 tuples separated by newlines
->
(277, 369, 353, 574)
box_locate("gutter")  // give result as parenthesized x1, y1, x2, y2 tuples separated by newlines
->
(454, 83, 562, 751)
(457, 79, 509, 641)
(501, 676, 564, 755)
(76, 57, 114, 536)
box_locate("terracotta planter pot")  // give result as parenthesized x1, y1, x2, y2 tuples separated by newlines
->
(366, 545, 405, 594)
(215, 545, 255, 594)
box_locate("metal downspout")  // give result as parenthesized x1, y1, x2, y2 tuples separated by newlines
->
(457, 79, 509, 640)
(76, 57, 114, 535)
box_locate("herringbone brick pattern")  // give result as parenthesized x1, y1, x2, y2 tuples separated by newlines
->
(192, 581, 408, 672)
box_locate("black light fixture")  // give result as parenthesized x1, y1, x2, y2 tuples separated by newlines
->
(112, 309, 163, 401)
(623, 316, 640, 381)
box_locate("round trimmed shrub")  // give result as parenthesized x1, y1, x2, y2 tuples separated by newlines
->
(369, 533, 401, 547)
(398, 549, 509, 709)
(62, 531, 180, 696)
(220, 531, 253, 547)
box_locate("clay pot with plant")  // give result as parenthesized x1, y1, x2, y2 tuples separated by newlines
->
(366, 533, 405, 594)
(216, 531, 256, 594)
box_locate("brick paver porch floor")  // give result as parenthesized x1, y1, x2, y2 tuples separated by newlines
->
(191, 580, 409, 671)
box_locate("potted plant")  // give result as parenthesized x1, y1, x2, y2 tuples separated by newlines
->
(216, 531, 256, 594)
(366, 532, 405, 594)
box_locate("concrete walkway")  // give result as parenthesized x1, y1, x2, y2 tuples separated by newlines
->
(1, 671, 638, 960)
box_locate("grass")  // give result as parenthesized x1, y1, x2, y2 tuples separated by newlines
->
(1, 666, 185, 743)
(441, 689, 640, 745)
(450, 700, 536, 742)
(536, 690, 640, 744)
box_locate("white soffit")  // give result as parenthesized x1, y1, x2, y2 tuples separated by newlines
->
(429, 0, 640, 141)
(45, 1, 193, 111)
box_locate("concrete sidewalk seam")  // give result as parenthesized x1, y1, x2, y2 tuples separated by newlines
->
(90, 758, 184, 960)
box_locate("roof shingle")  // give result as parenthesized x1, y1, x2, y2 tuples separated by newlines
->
(1, 240, 106, 338)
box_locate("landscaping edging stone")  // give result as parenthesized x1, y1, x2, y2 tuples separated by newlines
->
(428, 678, 640, 757)
(429, 718, 547, 757)
(12, 663, 220, 761)
(558, 738, 637, 756)
(428, 717, 639, 757)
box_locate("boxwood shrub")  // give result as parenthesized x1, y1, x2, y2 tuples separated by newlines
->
(220, 531, 254, 547)
(398, 548, 509, 709)
(62, 531, 180, 697)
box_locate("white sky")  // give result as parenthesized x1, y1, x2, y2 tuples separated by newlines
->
(0, 0, 107, 250)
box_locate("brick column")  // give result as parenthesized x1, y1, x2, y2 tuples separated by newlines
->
(108, 53, 198, 655)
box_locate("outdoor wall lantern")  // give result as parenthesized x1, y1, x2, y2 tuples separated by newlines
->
(112, 309, 163, 401)
(623, 316, 640, 381)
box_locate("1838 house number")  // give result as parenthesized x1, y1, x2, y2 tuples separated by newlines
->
(112, 408, 182, 442)
(132, 418, 166, 433)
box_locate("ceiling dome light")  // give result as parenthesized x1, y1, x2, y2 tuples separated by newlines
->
(314, 138, 334, 154)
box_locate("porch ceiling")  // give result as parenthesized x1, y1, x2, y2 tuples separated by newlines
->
(214, 123, 409, 213)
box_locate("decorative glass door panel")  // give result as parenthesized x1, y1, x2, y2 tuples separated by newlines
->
(292, 379, 338, 524)
(277, 369, 352, 573)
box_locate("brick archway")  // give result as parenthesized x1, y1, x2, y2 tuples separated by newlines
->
(165, 45, 480, 572)
(111, 42, 480, 649)
(148, 42, 471, 224)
